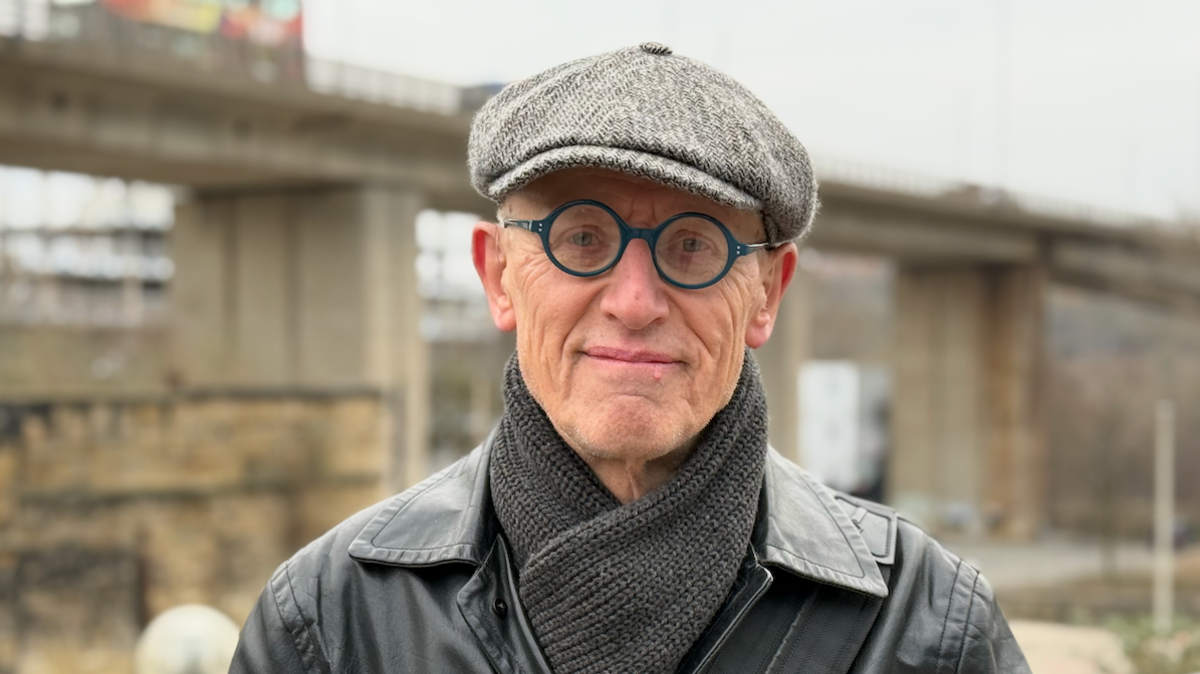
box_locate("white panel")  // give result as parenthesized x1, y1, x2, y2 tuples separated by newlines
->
(800, 361, 860, 491)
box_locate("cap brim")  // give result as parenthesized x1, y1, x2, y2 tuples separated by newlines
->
(484, 146, 763, 213)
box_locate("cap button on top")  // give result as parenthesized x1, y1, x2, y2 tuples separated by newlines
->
(639, 42, 672, 55)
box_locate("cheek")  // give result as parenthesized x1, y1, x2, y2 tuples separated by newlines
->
(503, 245, 563, 317)
(696, 271, 764, 345)
(506, 258, 593, 356)
(731, 263, 769, 325)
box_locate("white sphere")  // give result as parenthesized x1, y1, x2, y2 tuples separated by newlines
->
(134, 604, 240, 674)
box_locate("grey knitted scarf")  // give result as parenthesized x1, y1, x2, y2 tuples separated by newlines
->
(489, 352, 768, 674)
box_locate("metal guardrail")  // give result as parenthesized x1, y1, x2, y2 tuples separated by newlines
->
(815, 156, 960, 199)
(305, 59, 464, 115)
(813, 156, 1164, 230)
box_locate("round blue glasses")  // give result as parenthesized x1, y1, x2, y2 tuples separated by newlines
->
(499, 199, 770, 289)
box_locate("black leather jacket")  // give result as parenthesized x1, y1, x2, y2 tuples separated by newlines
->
(231, 436, 1031, 674)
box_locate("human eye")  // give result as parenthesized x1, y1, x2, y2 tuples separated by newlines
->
(555, 225, 610, 249)
(567, 229, 601, 247)
(550, 223, 618, 272)
(656, 217, 728, 283)
(665, 228, 719, 258)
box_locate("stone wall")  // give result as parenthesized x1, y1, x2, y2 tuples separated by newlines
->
(0, 390, 390, 674)
(0, 325, 168, 397)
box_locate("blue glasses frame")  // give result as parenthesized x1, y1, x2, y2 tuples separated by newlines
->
(499, 199, 770, 290)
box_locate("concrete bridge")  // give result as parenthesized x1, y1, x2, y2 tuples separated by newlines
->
(771, 177, 1199, 537)
(2, 14, 1197, 540)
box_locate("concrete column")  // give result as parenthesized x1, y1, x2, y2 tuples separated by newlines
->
(757, 268, 812, 465)
(171, 185, 430, 489)
(982, 265, 1047, 539)
(171, 197, 234, 382)
(890, 264, 1046, 538)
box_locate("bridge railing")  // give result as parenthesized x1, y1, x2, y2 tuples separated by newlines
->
(304, 58, 464, 116)
(814, 156, 1163, 230)
(0, 0, 470, 116)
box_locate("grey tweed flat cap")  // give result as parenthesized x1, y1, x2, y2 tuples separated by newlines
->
(468, 42, 818, 245)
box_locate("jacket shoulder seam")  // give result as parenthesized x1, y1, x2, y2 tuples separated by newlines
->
(935, 557, 965, 674)
(271, 562, 327, 673)
(953, 569, 983, 673)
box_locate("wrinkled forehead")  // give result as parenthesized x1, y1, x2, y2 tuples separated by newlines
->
(501, 167, 766, 242)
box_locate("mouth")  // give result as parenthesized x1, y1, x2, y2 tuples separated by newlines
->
(583, 346, 681, 365)
(581, 347, 683, 383)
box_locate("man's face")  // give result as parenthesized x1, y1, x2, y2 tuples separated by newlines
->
(473, 168, 796, 465)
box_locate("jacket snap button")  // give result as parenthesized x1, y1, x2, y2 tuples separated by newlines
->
(492, 598, 508, 617)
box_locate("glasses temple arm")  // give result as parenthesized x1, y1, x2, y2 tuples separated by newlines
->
(500, 219, 544, 234)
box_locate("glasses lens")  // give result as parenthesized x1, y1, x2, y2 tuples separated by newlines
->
(655, 216, 730, 286)
(547, 203, 622, 274)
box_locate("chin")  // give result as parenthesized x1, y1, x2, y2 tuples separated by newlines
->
(563, 415, 692, 463)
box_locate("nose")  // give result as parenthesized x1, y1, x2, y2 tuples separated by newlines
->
(598, 239, 670, 330)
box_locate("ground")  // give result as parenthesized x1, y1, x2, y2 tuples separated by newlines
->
(1012, 620, 1131, 674)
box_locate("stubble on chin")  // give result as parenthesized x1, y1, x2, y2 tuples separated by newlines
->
(551, 404, 697, 466)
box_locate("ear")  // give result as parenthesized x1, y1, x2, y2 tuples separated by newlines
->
(472, 221, 516, 332)
(744, 243, 798, 349)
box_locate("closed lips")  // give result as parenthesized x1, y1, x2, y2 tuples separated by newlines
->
(584, 347, 679, 364)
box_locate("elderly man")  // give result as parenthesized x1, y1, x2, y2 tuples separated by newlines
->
(231, 44, 1030, 674)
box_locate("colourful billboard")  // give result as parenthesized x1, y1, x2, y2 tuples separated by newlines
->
(98, 0, 302, 46)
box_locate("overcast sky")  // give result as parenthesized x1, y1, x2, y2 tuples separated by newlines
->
(304, 0, 1200, 222)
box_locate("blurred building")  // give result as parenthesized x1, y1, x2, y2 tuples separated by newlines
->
(0, 223, 170, 327)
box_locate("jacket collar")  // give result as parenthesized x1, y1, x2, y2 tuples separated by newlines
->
(347, 430, 499, 568)
(753, 449, 889, 597)
(348, 432, 889, 598)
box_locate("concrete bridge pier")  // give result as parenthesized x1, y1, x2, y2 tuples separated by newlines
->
(890, 263, 1047, 538)
(170, 184, 430, 491)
